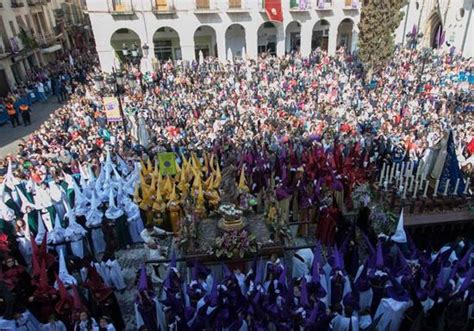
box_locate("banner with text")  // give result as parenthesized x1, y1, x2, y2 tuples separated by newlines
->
(104, 97, 122, 122)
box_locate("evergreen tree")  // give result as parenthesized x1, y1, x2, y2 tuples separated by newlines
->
(358, 0, 405, 72)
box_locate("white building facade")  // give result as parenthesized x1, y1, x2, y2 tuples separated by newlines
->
(86, 0, 473, 72)
(0, 0, 89, 96)
(86, 0, 361, 72)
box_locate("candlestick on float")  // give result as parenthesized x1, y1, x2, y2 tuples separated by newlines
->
(453, 178, 460, 196)
(433, 179, 440, 197)
(403, 175, 409, 199)
(379, 163, 386, 186)
(412, 180, 419, 199)
(385, 165, 391, 186)
(395, 163, 400, 180)
(399, 174, 404, 193)
(443, 179, 450, 196)
(463, 178, 470, 195)
(415, 160, 423, 180)
(422, 179, 429, 198)
(389, 164, 395, 184)
(409, 176, 415, 192)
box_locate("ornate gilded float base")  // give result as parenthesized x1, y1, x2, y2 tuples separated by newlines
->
(217, 217, 247, 232)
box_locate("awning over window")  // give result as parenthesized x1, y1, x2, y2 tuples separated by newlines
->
(41, 44, 62, 54)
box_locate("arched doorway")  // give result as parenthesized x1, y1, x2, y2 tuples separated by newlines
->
(337, 18, 354, 51)
(153, 27, 181, 61)
(286, 21, 301, 53)
(225, 24, 246, 60)
(311, 20, 330, 51)
(257, 22, 277, 55)
(110, 28, 141, 64)
(194, 26, 217, 59)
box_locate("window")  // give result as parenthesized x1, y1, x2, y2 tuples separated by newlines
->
(15, 16, 26, 32)
(112, 0, 126, 11)
(9, 21, 17, 35)
(154, 40, 173, 60)
(24, 15, 34, 33)
(196, 0, 210, 9)
(229, 0, 241, 8)
(155, 0, 168, 11)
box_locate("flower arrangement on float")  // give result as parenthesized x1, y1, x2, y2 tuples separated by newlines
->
(209, 229, 261, 259)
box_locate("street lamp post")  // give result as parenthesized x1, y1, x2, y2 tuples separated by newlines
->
(107, 67, 128, 138)
(406, 31, 424, 50)
(406, 27, 424, 64)
(142, 43, 149, 59)
(93, 74, 104, 91)
(417, 47, 433, 91)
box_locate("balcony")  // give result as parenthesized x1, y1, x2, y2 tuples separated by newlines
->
(0, 43, 11, 56)
(343, 0, 359, 11)
(34, 32, 56, 48)
(289, 0, 310, 11)
(315, 0, 332, 11)
(11, 0, 25, 8)
(195, 0, 218, 13)
(152, 0, 176, 15)
(9, 36, 24, 53)
(110, 0, 134, 15)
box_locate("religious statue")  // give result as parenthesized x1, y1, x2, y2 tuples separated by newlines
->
(178, 198, 198, 251)
(219, 163, 239, 204)
(266, 198, 291, 244)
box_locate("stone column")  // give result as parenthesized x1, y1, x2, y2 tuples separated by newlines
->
(179, 30, 195, 62)
(300, 22, 313, 56)
(276, 23, 285, 56)
(246, 25, 258, 59)
(351, 26, 359, 52)
(328, 24, 339, 55)
(215, 28, 227, 62)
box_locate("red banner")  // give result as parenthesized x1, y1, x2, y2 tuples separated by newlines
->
(265, 0, 283, 23)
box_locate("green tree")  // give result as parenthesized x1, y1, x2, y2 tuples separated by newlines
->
(358, 0, 405, 73)
(18, 28, 38, 50)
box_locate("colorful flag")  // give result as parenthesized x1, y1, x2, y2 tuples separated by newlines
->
(158, 152, 177, 176)
(264, 0, 283, 23)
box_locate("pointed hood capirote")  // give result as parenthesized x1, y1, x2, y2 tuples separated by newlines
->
(57, 249, 77, 286)
(105, 189, 123, 220)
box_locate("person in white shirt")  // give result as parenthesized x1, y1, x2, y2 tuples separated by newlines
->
(36, 82, 47, 102)
(40, 315, 67, 331)
(140, 224, 173, 283)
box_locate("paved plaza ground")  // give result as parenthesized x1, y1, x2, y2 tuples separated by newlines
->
(0, 98, 62, 157)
